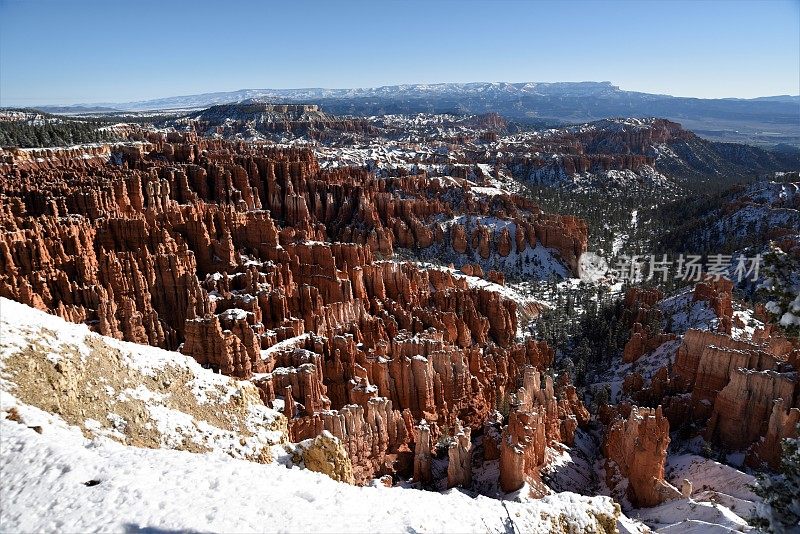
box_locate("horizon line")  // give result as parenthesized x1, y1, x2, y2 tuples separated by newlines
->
(4, 80, 800, 109)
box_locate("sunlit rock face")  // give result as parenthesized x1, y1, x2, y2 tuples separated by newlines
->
(603, 405, 682, 508)
(619, 281, 799, 473)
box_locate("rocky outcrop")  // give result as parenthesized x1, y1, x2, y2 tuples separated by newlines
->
(623, 323, 676, 363)
(174, 102, 375, 142)
(498, 367, 590, 493)
(293, 431, 355, 484)
(447, 422, 472, 488)
(413, 420, 433, 484)
(509, 118, 713, 188)
(603, 406, 682, 507)
(620, 287, 676, 363)
(0, 143, 154, 173)
(0, 297, 287, 465)
(706, 368, 797, 452)
(747, 398, 800, 469)
(451, 224, 468, 254)
(500, 407, 546, 493)
(692, 278, 734, 333)
(287, 398, 411, 485)
(645, 323, 799, 467)
(674, 329, 784, 416)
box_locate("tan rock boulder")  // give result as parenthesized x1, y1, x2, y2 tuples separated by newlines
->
(293, 430, 355, 484)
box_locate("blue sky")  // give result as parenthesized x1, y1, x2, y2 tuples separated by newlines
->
(1, 0, 798, 106)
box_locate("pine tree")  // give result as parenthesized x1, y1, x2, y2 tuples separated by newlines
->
(750, 433, 800, 532)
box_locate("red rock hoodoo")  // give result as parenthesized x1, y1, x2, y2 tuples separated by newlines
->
(0, 140, 589, 487)
(603, 405, 682, 507)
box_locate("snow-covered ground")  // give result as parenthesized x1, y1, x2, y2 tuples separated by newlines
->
(666, 454, 758, 517)
(659, 287, 720, 334)
(613, 209, 638, 256)
(592, 340, 682, 404)
(632, 498, 752, 532)
(0, 415, 622, 533)
(0, 275, 772, 533)
(543, 429, 602, 495)
(408, 261, 550, 325)
(409, 218, 572, 281)
(631, 453, 759, 532)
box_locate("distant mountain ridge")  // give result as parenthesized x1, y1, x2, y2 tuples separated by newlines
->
(30, 81, 800, 147)
(35, 81, 797, 111)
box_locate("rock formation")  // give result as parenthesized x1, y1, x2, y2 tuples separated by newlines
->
(692, 277, 734, 333)
(620, 287, 676, 363)
(0, 138, 592, 489)
(603, 406, 682, 507)
(747, 398, 800, 469)
(293, 431, 356, 484)
(625, 296, 799, 472)
(447, 422, 472, 488)
(498, 367, 589, 493)
(413, 420, 433, 485)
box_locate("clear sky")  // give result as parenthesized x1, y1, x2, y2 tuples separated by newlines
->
(1, 0, 798, 106)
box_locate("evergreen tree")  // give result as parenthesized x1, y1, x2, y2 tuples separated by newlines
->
(750, 433, 800, 533)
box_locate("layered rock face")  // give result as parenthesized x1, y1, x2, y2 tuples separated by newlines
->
(706, 368, 796, 452)
(498, 367, 590, 493)
(0, 139, 587, 487)
(505, 119, 693, 187)
(612, 275, 799, 481)
(748, 397, 800, 469)
(603, 406, 682, 507)
(633, 322, 799, 469)
(616, 277, 800, 469)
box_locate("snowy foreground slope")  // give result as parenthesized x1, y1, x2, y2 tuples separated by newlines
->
(0, 419, 619, 533)
(0, 298, 623, 533)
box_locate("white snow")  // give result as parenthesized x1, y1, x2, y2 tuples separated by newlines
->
(632, 499, 752, 532)
(666, 454, 758, 503)
(0, 417, 621, 533)
(259, 334, 311, 362)
(415, 261, 546, 308)
(779, 311, 800, 327)
(0, 298, 93, 365)
(219, 308, 250, 321)
(0, 297, 285, 460)
(626, 453, 762, 531)
(592, 340, 681, 404)
(659, 288, 719, 334)
(613, 209, 638, 256)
